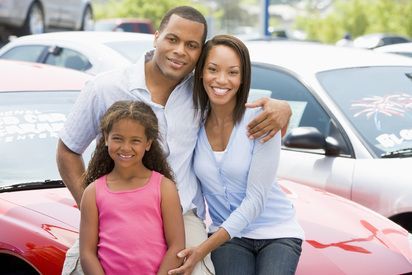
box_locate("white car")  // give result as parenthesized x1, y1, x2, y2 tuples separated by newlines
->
(352, 33, 410, 49)
(246, 40, 412, 232)
(0, 0, 93, 38)
(0, 31, 154, 75)
(374, 42, 412, 59)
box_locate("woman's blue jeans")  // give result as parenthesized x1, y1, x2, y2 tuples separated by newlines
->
(211, 237, 302, 275)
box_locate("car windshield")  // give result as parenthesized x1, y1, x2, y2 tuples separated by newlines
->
(0, 91, 93, 186)
(104, 41, 153, 63)
(317, 66, 412, 157)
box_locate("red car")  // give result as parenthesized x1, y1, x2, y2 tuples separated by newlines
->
(0, 60, 411, 274)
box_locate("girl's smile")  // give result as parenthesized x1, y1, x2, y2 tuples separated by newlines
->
(105, 118, 152, 170)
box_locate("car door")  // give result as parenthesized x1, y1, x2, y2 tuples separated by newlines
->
(54, 0, 80, 28)
(41, 0, 61, 27)
(251, 63, 355, 199)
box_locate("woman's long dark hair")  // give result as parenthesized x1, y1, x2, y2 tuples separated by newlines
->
(83, 101, 174, 186)
(193, 34, 251, 124)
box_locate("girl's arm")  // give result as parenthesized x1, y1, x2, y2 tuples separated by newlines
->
(79, 183, 105, 275)
(157, 177, 185, 275)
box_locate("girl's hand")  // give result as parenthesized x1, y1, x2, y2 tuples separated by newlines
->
(168, 247, 202, 275)
(246, 97, 291, 142)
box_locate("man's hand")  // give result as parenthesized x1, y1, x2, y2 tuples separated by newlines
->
(167, 247, 202, 275)
(246, 97, 291, 143)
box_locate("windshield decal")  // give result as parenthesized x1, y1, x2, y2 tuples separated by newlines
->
(376, 128, 412, 148)
(0, 110, 66, 143)
(351, 94, 412, 130)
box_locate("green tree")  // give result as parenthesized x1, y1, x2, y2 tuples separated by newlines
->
(93, 0, 206, 30)
(295, 0, 412, 43)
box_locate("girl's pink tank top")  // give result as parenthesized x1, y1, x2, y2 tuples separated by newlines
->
(95, 171, 167, 274)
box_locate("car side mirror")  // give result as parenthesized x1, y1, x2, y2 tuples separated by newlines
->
(48, 45, 62, 56)
(283, 127, 341, 156)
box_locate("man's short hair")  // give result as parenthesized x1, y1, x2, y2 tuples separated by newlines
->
(159, 6, 208, 45)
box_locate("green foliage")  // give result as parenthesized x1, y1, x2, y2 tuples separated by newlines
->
(93, 0, 207, 30)
(295, 0, 412, 43)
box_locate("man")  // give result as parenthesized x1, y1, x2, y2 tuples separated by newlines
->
(57, 6, 291, 275)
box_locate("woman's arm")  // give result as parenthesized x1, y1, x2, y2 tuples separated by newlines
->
(157, 177, 185, 275)
(79, 183, 105, 275)
(246, 97, 291, 141)
(221, 130, 282, 238)
(169, 129, 282, 274)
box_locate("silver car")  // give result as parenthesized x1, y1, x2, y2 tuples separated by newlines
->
(0, 31, 153, 75)
(246, 40, 412, 232)
(0, 0, 93, 38)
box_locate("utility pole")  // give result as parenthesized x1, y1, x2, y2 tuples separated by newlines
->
(261, 0, 270, 37)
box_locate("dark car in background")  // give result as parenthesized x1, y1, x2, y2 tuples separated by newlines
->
(0, 0, 93, 41)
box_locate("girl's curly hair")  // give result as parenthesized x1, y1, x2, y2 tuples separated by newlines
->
(82, 100, 174, 186)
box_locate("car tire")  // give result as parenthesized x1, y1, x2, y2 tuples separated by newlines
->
(80, 6, 94, 31)
(20, 2, 45, 35)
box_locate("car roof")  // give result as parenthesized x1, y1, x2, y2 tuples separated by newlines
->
(7, 31, 154, 45)
(96, 18, 153, 23)
(374, 42, 412, 52)
(246, 40, 412, 77)
(0, 60, 91, 92)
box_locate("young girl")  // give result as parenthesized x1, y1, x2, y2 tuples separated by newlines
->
(169, 35, 304, 275)
(79, 100, 185, 275)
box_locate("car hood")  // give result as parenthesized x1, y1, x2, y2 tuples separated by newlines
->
(280, 179, 412, 274)
(0, 187, 79, 232)
(1, 184, 411, 274)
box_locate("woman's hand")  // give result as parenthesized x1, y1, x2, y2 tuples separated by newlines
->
(246, 97, 291, 142)
(168, 247, 203, 275)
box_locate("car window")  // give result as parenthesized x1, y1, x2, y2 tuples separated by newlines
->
(383, 37, 408, 45)
(251, 64, 331, 135)
(118, 23, 134, 32)
(394, 52, 412, 58)
(317, 66, 412, 157)
(45, 47, 92, 71)
(0, 45, 46, 62)
(137, 23, 152, 34)
(0, 91, 94, 186)
(251, 64, 351, 155)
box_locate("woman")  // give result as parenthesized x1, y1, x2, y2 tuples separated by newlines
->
(168, 35, 304, 275)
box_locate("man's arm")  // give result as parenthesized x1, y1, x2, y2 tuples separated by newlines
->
(56, 139, 86, 207)
(246, 97, 291, 142)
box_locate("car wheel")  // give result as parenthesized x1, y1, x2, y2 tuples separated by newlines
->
(80, 6, 94, 31)
(21, 2, 45, 35)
